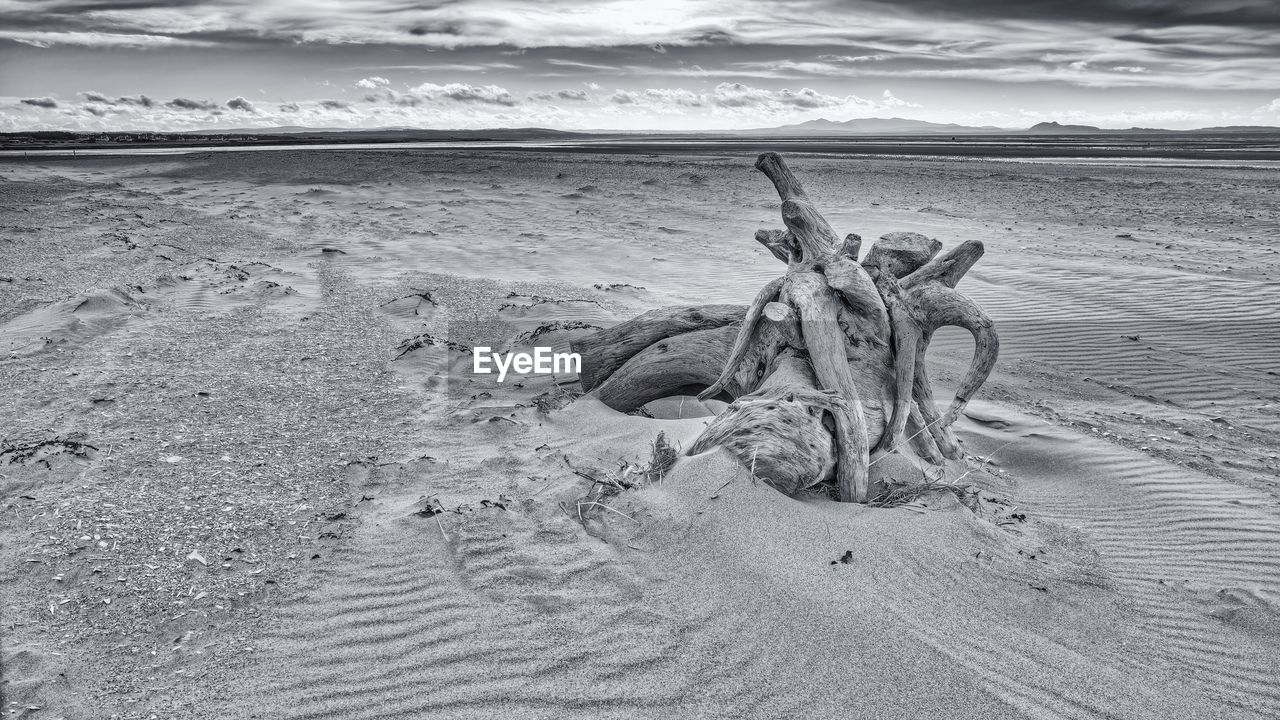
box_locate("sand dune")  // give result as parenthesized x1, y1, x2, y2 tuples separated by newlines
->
(1, 149, 1278, 719)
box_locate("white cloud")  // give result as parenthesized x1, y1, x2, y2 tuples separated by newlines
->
(880, 90, 919, 108)
(408, 82, 517, 106)
(528, 89, 591, 102)
(0, 30, 216, 48)
(355, 76, 390, 90)
(712, 82, 853, 110)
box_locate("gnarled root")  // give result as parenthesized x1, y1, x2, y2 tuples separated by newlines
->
(688, 354, 838, 496)
(571, 304, 745, 390)
(594, 325, 739, 411)
(570, 152, 999, 503)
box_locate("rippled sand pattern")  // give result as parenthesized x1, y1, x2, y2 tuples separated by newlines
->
(2, 150, 1277, 719)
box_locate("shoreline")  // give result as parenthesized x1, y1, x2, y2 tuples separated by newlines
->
(4, 133, 1280, 164)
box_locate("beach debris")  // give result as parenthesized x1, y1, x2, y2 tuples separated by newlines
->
(513, 320, 602, 345)
(646, 432, 677, 482)
(412, 497, 446, 517)
(185, 550, 208, 566)
(569, 152, 998, 504)
(394, 332, 472, 359)
(1, 436, 98, 467)
(567, 435, 677, 527)
(831, 550, 855, 565)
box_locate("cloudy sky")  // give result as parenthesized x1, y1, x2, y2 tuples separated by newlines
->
(2, 0, 1279, 132)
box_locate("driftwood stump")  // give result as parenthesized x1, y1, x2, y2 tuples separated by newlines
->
(571, 153, 998, 503)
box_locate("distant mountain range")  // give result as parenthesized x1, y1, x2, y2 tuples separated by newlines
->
(187, 126, 581, 138)
(747, 117, 1003, 135)
(749, 117, 1280, 136)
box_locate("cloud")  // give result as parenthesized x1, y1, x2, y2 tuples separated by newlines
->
(166, 97, 219, 111)
(609, 88, 705, 108)
(858, 0, 1280, 29)
(529, 89, 591, 102)
(592, 82, 911, 120)
(279, 102, 301, 112)
(319, 99, 351, 110)
(355, 76, 390, 89)
(20, 97, 58, 109)
(7, 0, 1278, 57)
(408, 82, 517, 106)
(710, 83, 775, 108)
(817, 54, 888, 64)
(644, 88, 705, 107)
(118, 95, 157, 108)
(226, 96, 256, 112)
(880, 89, 920, 108)
(0, 30, 218, 49)
(712, 83, 850, 109)
(546, 59, 620, 72)
(79, 91, 116, 104)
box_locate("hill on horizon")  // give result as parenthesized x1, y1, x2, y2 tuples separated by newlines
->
(749, 117, 1280, 136)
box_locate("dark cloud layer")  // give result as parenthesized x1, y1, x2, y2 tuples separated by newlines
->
(868, 0, 1280, 28)
(7, 0, 1280, 49)
(3, 0, 1277, 132)
(166, 97, 218, 110)
(118, 95, 156, 107)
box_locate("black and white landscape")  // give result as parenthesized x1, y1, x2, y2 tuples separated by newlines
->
(2, 2, 1280, 719)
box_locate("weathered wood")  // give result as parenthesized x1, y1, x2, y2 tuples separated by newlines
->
(754, 228, 794, 264)
(780, 199, 840, 264)
(911, 336, 963, 460)
(569, 151, 998, 503)
(824, 256, 890, 337)
(907, 403, 946, 464)
(698, 276, 785, 401)
(757, 228, 860, 265)
(839, 233, 863, 260)
(789, 272, 871, 503)
(762, 301, 802, 349)
(594, 325, 739, 411)
(910, 285, 999, 427)
(754, 152, 810, 202)
(689, 353, 837, 496)
(871, 265, 916, 454)
(571, 304, 744, 390)
(863, 232, 941, 278)
(902, 239, 984, 290)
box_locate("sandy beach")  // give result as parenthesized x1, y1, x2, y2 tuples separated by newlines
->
(2, 148, 1279, 719)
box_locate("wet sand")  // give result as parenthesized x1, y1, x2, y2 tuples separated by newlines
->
(1, 149, 1278, 719)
